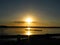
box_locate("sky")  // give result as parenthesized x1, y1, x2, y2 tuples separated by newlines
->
(0, 0, 60, 26)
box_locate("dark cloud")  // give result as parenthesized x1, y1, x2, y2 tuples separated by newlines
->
(13, 21, 37, 23)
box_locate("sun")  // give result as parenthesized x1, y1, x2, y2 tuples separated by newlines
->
(25, 18, 32, 23)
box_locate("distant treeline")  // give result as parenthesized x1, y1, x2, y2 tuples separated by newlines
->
(0, 25, 60, 28)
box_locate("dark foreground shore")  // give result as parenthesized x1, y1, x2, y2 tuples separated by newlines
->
(0, 34, 60, 45)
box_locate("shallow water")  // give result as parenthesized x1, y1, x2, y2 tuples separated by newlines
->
(0, 28, 60, 35)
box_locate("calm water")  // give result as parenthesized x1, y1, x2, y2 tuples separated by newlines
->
(0, 28, 60, 35)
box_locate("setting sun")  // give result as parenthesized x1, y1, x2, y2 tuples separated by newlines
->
(25, 18, 32, 23)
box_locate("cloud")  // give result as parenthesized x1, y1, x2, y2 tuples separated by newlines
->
(13, 21, 25, 23)
(12, 21, 37, 23)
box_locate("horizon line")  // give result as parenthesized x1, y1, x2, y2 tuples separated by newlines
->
(0, 25, 60, 28)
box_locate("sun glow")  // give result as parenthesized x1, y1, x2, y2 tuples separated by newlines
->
(25, 18, 32, 23)
(24, 17, 33, 35)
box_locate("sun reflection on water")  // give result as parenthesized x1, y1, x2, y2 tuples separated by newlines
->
(24, 17, 33, 36)
(25, 28, 32, 36)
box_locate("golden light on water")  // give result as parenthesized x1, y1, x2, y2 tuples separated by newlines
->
(24, 17, 33, 35)
(26, 31, 32, 35)
(25, 28, 32, 36)
(27, 28, 30, 30)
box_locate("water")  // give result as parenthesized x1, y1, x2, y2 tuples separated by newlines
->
(0, 28, 60, 35)
(0, 28, 60, 45)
